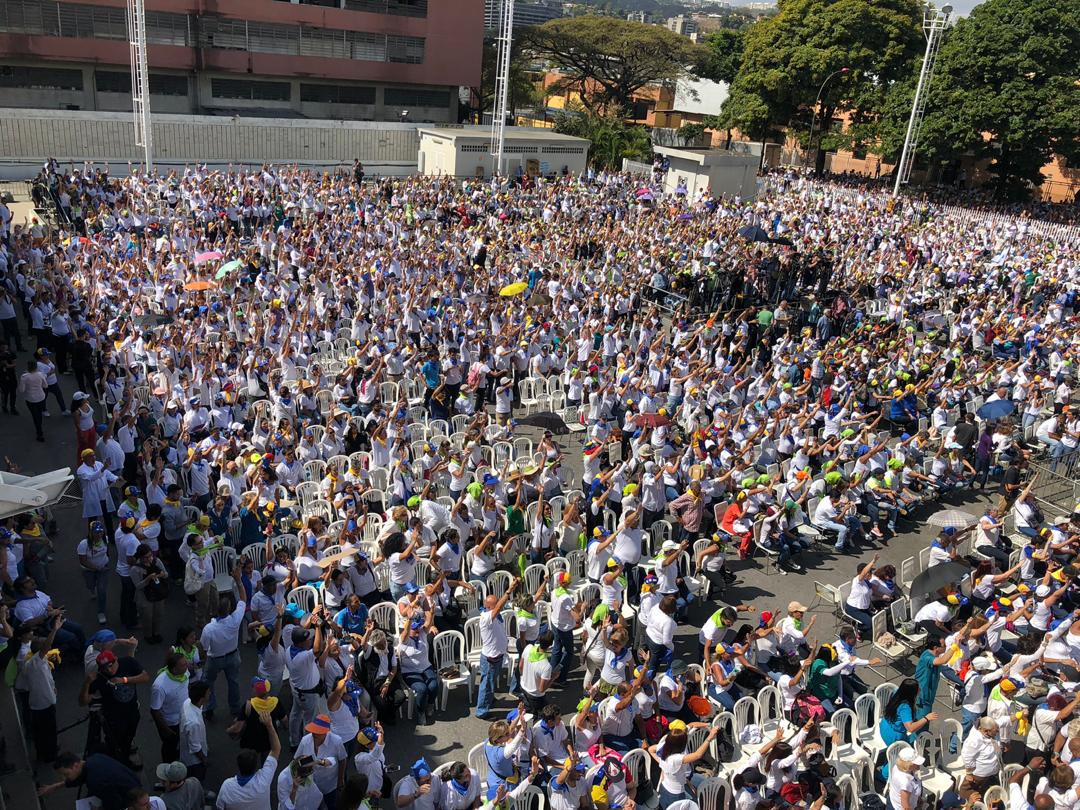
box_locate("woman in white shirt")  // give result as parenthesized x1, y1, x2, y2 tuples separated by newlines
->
(887, 748, 924, 810)
(646, 723, 718, 809)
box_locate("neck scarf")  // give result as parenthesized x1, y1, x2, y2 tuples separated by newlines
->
(528, 646, 548, 663)
(158, 667, 189, 683)
(449, 779, 471, 797)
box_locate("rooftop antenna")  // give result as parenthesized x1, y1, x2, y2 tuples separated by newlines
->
(127, 0, 153, 173)
(489, 0, 515, 177)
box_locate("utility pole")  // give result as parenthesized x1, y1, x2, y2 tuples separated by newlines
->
(127, 0, 153, 173)
(893, 3, 951, 196)
(489, 0, 515, 178)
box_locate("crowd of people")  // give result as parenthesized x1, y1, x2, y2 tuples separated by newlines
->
(0, 160, 1078, 810)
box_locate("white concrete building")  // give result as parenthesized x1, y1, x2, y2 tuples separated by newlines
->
(417, 126, 589, 178)
(653, 145, 759, 200)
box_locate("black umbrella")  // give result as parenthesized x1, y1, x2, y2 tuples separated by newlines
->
(911, 560, 969, 598)
(515, 411, 570, 435)
(737, 224, 772, 243)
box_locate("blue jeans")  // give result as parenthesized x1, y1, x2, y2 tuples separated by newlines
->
(659, 773, 705, 810)
(820, 519, 850, 550)
(477, 654, 503, 718)
(404, 667, 439, 715)
(844, 604, 872, 634)
(83, 568, 108, 616)
(54, 619, 86, 656)
(602, 732, 640, 753)
(707, 683, 737, 711)
(203, 650, 241, 716)
(551, 628, 574, 684)
(390, 581, 410, 601)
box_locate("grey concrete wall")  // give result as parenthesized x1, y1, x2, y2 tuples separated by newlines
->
(0, 108, 424, 178)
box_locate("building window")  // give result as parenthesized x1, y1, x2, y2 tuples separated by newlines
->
(0, 65, 83, 90)
(384, 87, 449, 108)
(343, 0, 428, 18)
(300, 83, 375, 104)
(386, 34, 424, 64)
(211, 78, 291, 101)
(460, 144, 489, 153)
(0, 1, 190, 45)
(95, 71, 189, 96)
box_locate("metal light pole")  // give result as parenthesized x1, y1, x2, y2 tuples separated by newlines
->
(126, 0, 153, 172)
(893, 2, 952, 196)
(489, 0, 515, 178)
(806, 67, 850, 171)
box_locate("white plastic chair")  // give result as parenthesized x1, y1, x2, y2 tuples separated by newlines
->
(433, 630, 473, 709)
(286, 585, 320, 614)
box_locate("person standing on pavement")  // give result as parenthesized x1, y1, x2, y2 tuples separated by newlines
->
(17, 358, 47, 441)
(0, 346, 18, 415)
(0, 288, 22, 352)
(77, 448, 119, 539)
(35, 347, 68, 415)
(294, 714, 348, 810)
(199, 565, 246, 719)
(286, 607, 331, 747)
(150, 650, 190, 762)
(548, 572, 582, 687)
(80, 649, 149, 768)
(476, 576, 519, 720)
(215, 711, 282, 810)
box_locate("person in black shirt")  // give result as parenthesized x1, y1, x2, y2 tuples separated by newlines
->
(952, 412, 978, 458)
(80, 650, 149, 768)
(71, 328, 96, 399)
(1001, 457, 1025, 501)
(38, 751, 141, 810)
(0, 347, 17, 414)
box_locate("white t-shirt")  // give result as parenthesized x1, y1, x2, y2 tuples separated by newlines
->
(887, 769, 922, 810)
(216, 755, 278, 810)
(658, 746, 690, 793)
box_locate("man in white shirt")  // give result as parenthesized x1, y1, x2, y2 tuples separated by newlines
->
(961, 716, 1002, 794)
(476, 577, 518, 720)
(198, 566, 246, 718)
(216, 712, 281, 810)
(520, 632, 556, 713)
(548, 572, 582, 687)
(150, 651, 190, 763)
(294, 714, 347, 807)
(179, 682, 211, 779)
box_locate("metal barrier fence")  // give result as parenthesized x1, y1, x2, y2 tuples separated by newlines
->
(1029, 459, 1080, 517)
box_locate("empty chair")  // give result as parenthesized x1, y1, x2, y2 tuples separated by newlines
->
(286, 585, 320, 614)
(432, 630, 473, 709)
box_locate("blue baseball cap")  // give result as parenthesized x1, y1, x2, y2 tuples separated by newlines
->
(404, 581, 419, 594)
(90, 629, 117, 644)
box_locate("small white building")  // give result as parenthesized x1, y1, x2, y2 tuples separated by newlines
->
(417, 126, 590, 179)
(653, 145, 759, 200)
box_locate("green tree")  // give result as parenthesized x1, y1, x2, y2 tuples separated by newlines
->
(523, 16, 704, 112)
(722, 0, 924, 143)
(695, 28, 746, 86)
(883, 0, 1080, 199)
(677, 122, 706, 146)
(553, 104, 652, 169)
(476, 40, 542, 121)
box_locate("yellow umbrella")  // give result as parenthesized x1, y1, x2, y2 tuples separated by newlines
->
(499, 281, 528, 297)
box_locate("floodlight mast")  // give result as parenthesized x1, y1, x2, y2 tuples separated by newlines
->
(490, 0, 515, 177)
(127, 0, 153, 173)
(893, 3, 952, 196)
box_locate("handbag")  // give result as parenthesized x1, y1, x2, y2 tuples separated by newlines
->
(141, 564, 171, 602)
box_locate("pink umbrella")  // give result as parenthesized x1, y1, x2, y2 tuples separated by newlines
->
(194, 250, 223, 265)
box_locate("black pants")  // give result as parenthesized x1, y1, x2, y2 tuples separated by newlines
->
(51, 335, 71, 373)
(0, 383, 15, 412)
(26, 398, 45, 439)
(31, 704, 57, 763)
(120, 575, 138, 628)
(160, 723, 180, 762)
(73, 366, 96, 397)
(0, 317, 22, 351)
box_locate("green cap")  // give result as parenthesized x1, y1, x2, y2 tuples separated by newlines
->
(407, 495, 421, 508)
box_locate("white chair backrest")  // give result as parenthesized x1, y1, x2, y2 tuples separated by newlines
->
(871, 608, 889, 643)
(487, 570, 513, 600)
(241, 542, 268, 569)
(831, 708, 857, 745)
(835, 773, 859, 810)
(874, 682, 897, 716)
(885, 741, 910, 775)
(983, 787, 1006, 810)
(433, 629, 465, 668)
(286, 585, 319, 613)
(620, 748, 651, 790)
(854, 692, 878, 735)
(368, 602, 398, 634)
(697, 777, 728, 810)
(463, 616, 483, 659)
(208, 546, 236, 577)
(757, 684, 783, 722)
(732, 695, 758, 731)
(510, 785, 544, 810)
(524, 563, 547, 597)
(467, 741, 489, 785)
(711, 711, 739, 762)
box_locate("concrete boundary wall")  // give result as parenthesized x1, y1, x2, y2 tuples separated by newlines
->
(0, 108, 425, 177)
